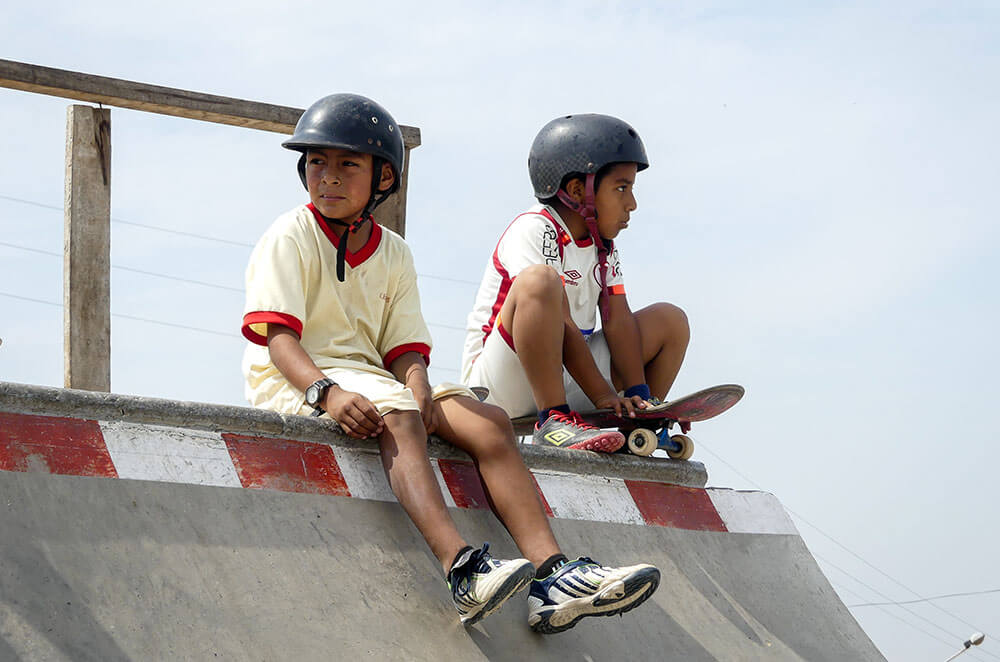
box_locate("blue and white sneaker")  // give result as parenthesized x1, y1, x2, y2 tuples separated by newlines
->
(447, 543, 535, 626)
(528, 558, 660, 633)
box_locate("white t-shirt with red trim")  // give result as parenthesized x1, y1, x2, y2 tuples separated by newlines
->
(461, 204, 625, 383)
(242, 204, 432, 413)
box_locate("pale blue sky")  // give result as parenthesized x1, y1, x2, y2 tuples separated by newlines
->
(2, 2, 998, 659)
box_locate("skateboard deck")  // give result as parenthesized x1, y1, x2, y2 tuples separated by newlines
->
(511, 384, 744, 459)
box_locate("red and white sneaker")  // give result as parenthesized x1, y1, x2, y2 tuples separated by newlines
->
(532, 411, 624, 453)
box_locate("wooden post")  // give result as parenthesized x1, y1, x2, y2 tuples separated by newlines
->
(64, 104, 111, 391)
(373, 135, 418, 237)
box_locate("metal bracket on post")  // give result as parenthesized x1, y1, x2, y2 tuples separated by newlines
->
(64, 104, 111, 392)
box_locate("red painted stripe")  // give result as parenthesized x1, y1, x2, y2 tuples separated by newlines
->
(223, 433, 350, 497)
(0, 412, 116, 478)
(624, 480, 727, 531)
(437, 459, 491, 510)
(528, 472, 554, 518)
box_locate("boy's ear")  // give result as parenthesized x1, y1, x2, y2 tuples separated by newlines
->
(563, 176, 585, 203)
(377, 162, 396, 193)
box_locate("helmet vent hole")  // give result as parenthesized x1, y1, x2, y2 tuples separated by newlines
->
(388, 125, 394, 132)
(564, 115, 573, 119)
(376, 140, 382, 147)
(371, 116, 379, 124)
(367, 138, 374, 144)
(628, 129, 637, 138)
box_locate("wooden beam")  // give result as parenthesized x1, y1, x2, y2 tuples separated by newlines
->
(0, 58, 420, 147)
(64, 105, 111, 392)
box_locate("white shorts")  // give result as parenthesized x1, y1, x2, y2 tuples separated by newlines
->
(289, 368, 475, 419)
(466, 326, 612, 417)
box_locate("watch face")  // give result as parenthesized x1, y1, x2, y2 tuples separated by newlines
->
(306, 384, 320, 405)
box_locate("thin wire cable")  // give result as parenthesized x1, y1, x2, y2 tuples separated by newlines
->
(816, 552, 996, 661)
(814, 550, 997, 659)
(830, 581, 993, 662)
(697, 440, 999, 655)
(0, 240, 463, 330)
(848, 588, 1000, 608)
(0, 290, 465, 374)
(0, 193, 481, 286)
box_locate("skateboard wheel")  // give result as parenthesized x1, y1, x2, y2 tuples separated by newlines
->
(666, 434, 694, 460)
(626, 428, 658, 456)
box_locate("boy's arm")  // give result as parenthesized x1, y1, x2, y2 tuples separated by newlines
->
(601, 293, 647, 396)
(560, 290, 640, 417)
(388, 351, 438, 434)
(267, 325, 384, 439)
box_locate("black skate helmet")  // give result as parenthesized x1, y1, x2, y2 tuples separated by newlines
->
(527, 114, 648, 317)
(283, 93, 405, 280)
(528, 114, 648, 200)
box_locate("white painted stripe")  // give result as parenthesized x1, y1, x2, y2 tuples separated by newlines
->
(99, 421, 241, 488)
(532, 471, 644, 525)
(708, 489, 799, 535)
(331, 447, 397, 502)
(430, 460, 458, 509)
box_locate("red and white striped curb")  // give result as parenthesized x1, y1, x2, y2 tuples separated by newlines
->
(0, 411, 797, 535)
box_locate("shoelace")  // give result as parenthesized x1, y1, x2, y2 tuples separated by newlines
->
(448, 543, 492, 598)
(547, 411, 598, 431)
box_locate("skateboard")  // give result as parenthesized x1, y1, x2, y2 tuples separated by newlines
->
(511, 384, 744, 459)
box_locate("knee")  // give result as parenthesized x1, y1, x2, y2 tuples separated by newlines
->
(512, 264, 563, 300)
(469, 404, 520, 461)
(651, 302, 690, 346)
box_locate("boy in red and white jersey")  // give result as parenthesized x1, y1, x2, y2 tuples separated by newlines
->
(463, 114, 690, 452)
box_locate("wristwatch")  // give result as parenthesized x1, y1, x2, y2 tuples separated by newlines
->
(305, 378, 337, 415)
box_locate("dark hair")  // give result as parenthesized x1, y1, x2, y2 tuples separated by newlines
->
(538, 162, 621, 205)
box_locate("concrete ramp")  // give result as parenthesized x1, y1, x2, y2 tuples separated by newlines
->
(0, 382, 884, 661)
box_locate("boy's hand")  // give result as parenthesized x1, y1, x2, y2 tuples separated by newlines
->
(408, 380, 439, 434)
(324, 387, 384, 439)
(593, 393, 647, 418)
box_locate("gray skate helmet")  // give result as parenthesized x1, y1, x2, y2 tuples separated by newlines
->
(283, 93, 405, 194)
(283, 94, 405, 281)
(528, 114, 648, 200)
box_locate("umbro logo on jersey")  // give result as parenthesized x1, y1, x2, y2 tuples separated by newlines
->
(564, 270, 582, 280)
(543, 429, 575, 446)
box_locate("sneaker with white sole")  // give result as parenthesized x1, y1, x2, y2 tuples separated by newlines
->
(533, 411, 625, 453)
(447, 543, 535, 626)
(528, 558, 660, 633)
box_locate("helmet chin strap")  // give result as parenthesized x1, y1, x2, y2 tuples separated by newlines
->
(556, 174, 610, 321)
(317, 159, 390, 282)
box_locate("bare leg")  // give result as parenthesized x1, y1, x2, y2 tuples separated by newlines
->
(379, 410, 467, 574)
(498, 265, 568, 410)
(434, 395, 561, 568)
(611, 303, 690, 400)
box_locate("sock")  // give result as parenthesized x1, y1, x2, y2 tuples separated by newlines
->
(538, 404, 571, 426)
(535, 553, 569, 579)
(624, 383, 651, 401)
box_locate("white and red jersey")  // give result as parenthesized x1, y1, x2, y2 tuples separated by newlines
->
(461, 204, 625, 383)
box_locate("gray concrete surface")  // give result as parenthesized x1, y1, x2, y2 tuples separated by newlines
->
(0, 380, 709, 487)
(0, 470, 885, 661)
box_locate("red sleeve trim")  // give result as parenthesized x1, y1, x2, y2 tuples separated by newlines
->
(609, 284, 626, 296)
(241, 311, 303, 346)
(382, 343, 432, 370)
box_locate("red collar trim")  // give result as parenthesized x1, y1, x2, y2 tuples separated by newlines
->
(308, 203, 383, 267)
